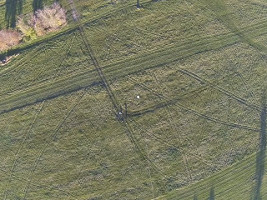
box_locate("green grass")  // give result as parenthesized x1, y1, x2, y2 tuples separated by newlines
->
(155, 151, 267, 200)
(0, 0, 266, 199)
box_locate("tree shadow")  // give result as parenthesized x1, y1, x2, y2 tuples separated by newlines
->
(252, 91, 266, 200)
(5, 0, 23, 28)
(32, 0, 43, 12)
(136, 0, 140, 8)
(208, 187, 215, 200)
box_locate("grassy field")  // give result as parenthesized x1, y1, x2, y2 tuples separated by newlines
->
(0, 0, 266, 199)
(156, 152, 267, 200)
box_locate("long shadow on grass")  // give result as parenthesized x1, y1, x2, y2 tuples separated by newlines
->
(32, 0, 43, 12)
(201, 0, 267, 54)
(5, 0, 23, 28)
(0, 81, 101, 116)
(208, 187, 215, 200)
(252, 92, 266, 200)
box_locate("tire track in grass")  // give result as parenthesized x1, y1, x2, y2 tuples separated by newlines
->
(50, 32, 79, 79)
(53, 87, 124, 199)
(156, 153, 257, 199)
(177, 153, 255, 199)
(130, 117, 242, 199)
(0, 43, 47, 77)
(226, 61, 258, 106)
(0, 19, 265, 116)
(148, 68, 256, 182)
(0, 167, 75, 199)
(176, 68, 261, 111)
(0, 0, 154, 59)
(70, 0, 165, 177)
(167, 152, 257, 200)
(129, 63, 260, 138)
(68, 88, 157, 198)
(126, 70, 233, 117)
(134, 101, 260, 195)
(0, 32, 79, 99)
(86, 22, 265, 114)
(127, 77, 259, 132)
(75, 29, 157, 173)
(22, 90, 86, 199)
(150, 72, 193, 181)
(0, 44, 49, 98)
(127, 70, 259, 190)
(155, 100, 264, 200)
(3, 101, 45, 200)
(129, 118, 215, 168)
(135, 118, 157, 199)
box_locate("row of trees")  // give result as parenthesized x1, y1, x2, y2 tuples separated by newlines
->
(0, 2, 66, 53)
(5, 0, 142, 28)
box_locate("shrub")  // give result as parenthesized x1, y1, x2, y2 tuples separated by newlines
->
(17, 14, 37, 41)
(0, 3, 67, 52)
(32, 3, 67, 36)
(17, 3, 67, 39)
(0, 30, 22, 51)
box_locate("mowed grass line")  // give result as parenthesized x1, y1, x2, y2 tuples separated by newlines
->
(2, 17, 266, 97)
(0, 32, 80, 100)
(0, 167, 75, 199)
(1, 1, 266, 94)
(2, 101, 45, 200)
(0, 20, 266, 115)
(155, 151, 262, 200)
(126, 77, 260, 133)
